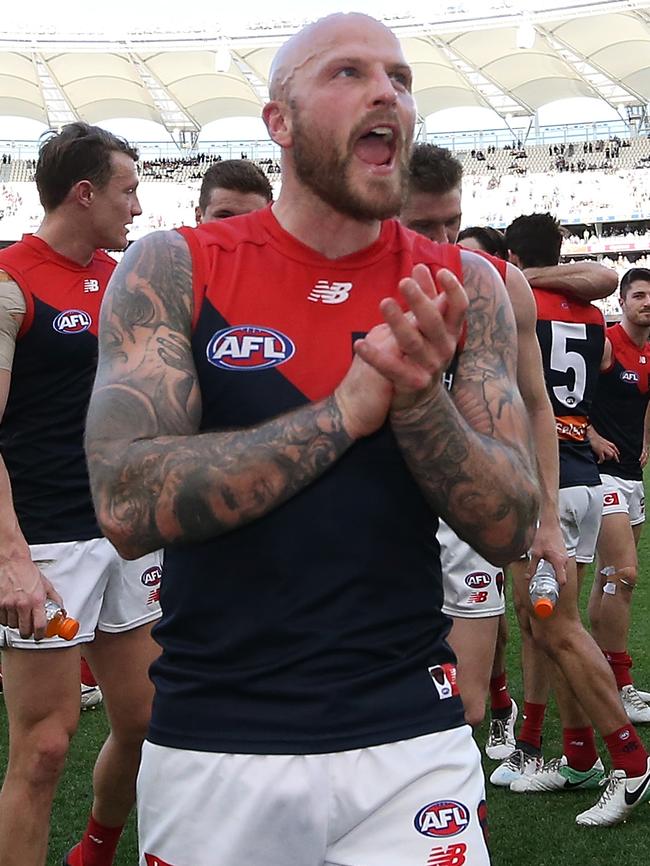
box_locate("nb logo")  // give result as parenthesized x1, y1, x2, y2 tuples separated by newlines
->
(308, 280, 353, 305)
(427, 844, 468, 866)
(83, 279, 100, 293)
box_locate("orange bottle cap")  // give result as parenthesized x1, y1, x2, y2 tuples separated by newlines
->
(57, 617, 80, 641)
(534, 598, 554, 618)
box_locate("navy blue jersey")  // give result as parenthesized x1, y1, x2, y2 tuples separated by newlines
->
(534, 288, 605, 489)
(591, 323, 650, 481)
(0, 235, 114, 544)
(149, 208, 466, 754)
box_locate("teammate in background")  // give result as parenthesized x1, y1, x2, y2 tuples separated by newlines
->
(0, 123, 162, 866)
(85, 14, 540, 866)
(194, 159, 273, 224)
(401, 144, 594, 758)
(456, 222, 517, 758)
(458, 225, 509, 261)
(80, 656, 103, 710)
(498, 213, 650, 827)
(588, 267, 650, 723)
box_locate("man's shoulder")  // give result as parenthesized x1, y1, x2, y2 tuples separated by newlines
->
(392, 222, 462, 272)
(185, 208, 270, 253)
(533, 285, 604, 323)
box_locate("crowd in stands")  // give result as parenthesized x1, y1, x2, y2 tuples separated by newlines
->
(5, 133, 650, 318)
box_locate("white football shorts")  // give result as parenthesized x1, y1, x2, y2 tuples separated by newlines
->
(138, 725, 491, 866)
(0, 536, 162, 649)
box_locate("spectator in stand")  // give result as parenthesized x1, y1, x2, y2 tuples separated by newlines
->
(195, 159, 273, 224)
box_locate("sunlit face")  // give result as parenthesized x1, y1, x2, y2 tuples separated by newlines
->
(282, 16, 416, 221)
(196, 187, 270, 224)
(89, 152, 142, 250)
(399, 186, 462, 243)
(621, 280, 650, 328)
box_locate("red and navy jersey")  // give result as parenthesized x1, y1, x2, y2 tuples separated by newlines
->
(591, 323, 650, 481)
(534, 288, 605, 488)
(0, 235, 114, 544)
(149, 206, 466, 755)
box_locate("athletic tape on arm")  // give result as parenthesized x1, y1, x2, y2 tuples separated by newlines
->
(0, 276, 26, 372)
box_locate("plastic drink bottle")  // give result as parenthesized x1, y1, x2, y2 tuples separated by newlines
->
(529, 559, 560, 618)
(44, 599, 79, 640)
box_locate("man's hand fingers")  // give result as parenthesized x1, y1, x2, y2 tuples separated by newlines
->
(434, 268, 469, 333)
(354, 338, 430, 392)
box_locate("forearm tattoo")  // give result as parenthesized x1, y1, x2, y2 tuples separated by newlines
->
(391, 253, 539, 566)
(85, 231, 352, 557)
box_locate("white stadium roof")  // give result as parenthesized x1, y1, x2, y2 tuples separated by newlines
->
(1, 1, 650, 137)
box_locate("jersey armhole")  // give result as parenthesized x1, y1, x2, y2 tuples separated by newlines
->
(0, 265, 34, 339)
(176, 226, 207, 333)
(455, 247, 468, 351)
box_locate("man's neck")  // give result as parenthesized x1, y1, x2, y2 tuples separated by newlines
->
(271, 182, 382, 259)
(34, 213, 97, 267)
(622, 317, 650, 348)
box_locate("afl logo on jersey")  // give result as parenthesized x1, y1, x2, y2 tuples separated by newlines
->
(140, 566, 162, 588)
(207, 325, 295, 371)
(52, 309, 92, 334)
(465, 571, 492, 589)
(414, 801, 470, 838)
(621, 370, 639, 383)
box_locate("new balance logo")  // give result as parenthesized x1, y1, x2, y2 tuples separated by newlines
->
(427, 843, 467, 865)
(83, 279, 100, 293)
(308, 280, 353, 304)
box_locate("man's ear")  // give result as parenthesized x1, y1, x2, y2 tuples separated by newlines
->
(263, 100, 293, 149)
(73, 179, 94, 209)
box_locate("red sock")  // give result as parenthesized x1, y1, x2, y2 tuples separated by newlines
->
(603, 650, 633, 689)
(489, 672, 512, 713)
(67, 816, 124, 866)
(563, 727, 599, 771)
(604, 724, 649, 776)
(80, 657, 98, 688)
(518, 702, 546, 751)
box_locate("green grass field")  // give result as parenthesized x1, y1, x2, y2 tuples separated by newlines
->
(2, 488, 650, 865)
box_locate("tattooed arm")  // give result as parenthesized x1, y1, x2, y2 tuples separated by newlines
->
(504, 264, 567, 582)
(355, 253, 540, 566)
(85, 230, 392, 560)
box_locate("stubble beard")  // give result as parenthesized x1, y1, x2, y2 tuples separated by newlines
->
(291, 110, 409, 222)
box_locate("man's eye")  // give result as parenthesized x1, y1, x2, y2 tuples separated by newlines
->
(392, 72, 411, 89)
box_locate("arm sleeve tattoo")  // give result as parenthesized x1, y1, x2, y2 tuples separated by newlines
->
(390, 252, 540, 566)
(85, 230, 353, 559)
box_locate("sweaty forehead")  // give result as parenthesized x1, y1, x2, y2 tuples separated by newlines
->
(270, 13, 404, 96)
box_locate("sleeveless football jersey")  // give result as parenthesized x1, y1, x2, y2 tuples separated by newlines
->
(534, 288, 605, 488)
(591, 322, 650, 481)
(149, 207, 466, 754)
(0, 234, 114, 543)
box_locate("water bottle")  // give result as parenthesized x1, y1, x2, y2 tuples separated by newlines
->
(529, 559, 560, 619)
(44, 599, 79, 640)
